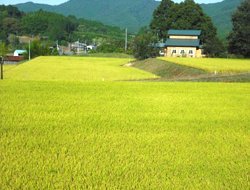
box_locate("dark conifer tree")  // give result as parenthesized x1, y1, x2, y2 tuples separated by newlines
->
(228, 0, 250, 57)
(132, 27, 158, 60)
(150, 0, 175, 40)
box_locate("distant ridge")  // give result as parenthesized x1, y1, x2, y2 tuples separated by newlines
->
(15, 0, 243, 37)
(200, 0, 244, 39)
(16, 0, 160, 32)
(15, 2, 55, 12)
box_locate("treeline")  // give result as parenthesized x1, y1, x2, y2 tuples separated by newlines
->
(0, 5, 126, 54)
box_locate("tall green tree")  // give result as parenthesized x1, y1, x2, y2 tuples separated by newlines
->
(150, 0, 224, 56)
(24, 40, 50, 59)
(0, 42, 7, 80)
(0, 42, 8, 57)
(132, 28, 158, 60)
(228, 0, 250, 57)
(150, 0, 175, 39)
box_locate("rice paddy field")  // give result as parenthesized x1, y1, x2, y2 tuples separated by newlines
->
(4, 56, 156, 81)
(0, 56, 249, 189)
(158, 57, 250, 73)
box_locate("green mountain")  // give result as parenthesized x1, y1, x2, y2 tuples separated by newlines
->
(15, 0, 243, 37)
(201, 0, 244, 39)
(16, 0, 160, 33)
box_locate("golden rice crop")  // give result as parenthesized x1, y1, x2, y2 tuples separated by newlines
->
(158, 57, 250, 73)
(4, 56, 158, 81)
(0, 56, 249, 189)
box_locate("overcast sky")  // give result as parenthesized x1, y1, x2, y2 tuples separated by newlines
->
(0, 0, 223, 6)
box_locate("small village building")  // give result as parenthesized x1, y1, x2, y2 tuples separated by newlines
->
(70, 41, 87, 54)
(3, 49, 27, 63)
(164, 30, 203, 58)
(68, 41, 97, 54)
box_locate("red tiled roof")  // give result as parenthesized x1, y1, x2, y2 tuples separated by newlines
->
(5, 56, 25, 62)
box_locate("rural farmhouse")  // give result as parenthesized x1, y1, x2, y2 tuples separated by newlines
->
(164, 29, 203, 58)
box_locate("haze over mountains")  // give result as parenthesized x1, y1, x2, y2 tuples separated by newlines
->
(15, 0, 243, 38)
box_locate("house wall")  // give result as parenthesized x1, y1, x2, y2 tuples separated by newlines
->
(169, 35, 198, 40)
(196, 49, 202, 58)
(14, 52, 19, 56)
(165, 47, 201, 58)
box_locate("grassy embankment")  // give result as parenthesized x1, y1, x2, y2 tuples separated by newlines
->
(0, 56, 249, 189)
(133, 58, 250, 82)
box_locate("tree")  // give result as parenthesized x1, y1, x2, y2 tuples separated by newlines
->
(21, 10, 49, 36)
(150, 0, 224, 56)
(0, 42, 7, 79)
(228, 0, 250, 57)
(150, 0, 175, 40)
(25, 40, 50, 59)
(203, 36, 226, 57)
(8, 34, 21, 52)
(0, 42, 8, 57)
(132, 28, 158, 60)
(96, 39, 124, 53)
(0, 5, 23, 43)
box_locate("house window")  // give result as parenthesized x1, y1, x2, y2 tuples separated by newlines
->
(180, 50, 185, 54)
(172, 50, 176, 54)
(189, 50, 193, 54)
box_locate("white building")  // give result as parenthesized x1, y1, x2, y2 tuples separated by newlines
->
(70, 41, 87, 54)
(14, 50, 27, 57)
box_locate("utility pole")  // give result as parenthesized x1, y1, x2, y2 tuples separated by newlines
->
(29, 40, 31, 61)
(125, 28, 128, 52)
(0, 56, 3, 80)
(77, 39, 80, 54)
(85, 40, 87, 54)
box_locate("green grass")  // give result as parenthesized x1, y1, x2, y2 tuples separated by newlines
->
(4, 56, 157, 81)
(0, 56, 249, 189)
(158, 57, 250, 73)
(132, 58, 207, 78)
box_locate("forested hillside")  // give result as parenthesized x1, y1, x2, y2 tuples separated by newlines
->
(15, 0, 243, 39)
(0, 5, 24, 40)
(16, 0, 160, 33)
(0, 5, 124, 43)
